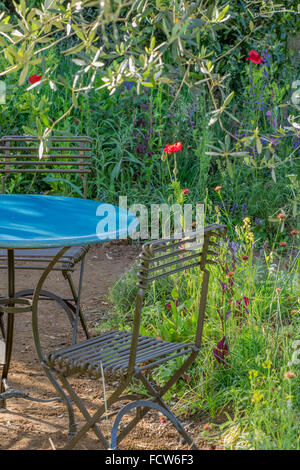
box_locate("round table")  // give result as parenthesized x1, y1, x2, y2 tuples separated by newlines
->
(0, 194, 138, 408)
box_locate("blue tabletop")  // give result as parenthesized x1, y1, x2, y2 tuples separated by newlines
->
(0, 195, 138, 248)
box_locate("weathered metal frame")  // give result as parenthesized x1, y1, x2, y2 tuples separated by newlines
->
(0, 135, 93, 342)
(29, 224, 226, 449)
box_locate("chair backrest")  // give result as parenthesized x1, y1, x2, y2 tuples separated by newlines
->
(0, 135, 93, 198)
(127, 224, 227, 372)
(137, 224, 226, 286)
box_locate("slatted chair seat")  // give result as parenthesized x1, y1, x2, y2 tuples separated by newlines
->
(0, 245, 89, 271)
(45, 330, 198, 377)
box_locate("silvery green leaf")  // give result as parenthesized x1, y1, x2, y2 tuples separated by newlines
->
(38, 140, 44, 160)
(27, 79, 43, 91)
(49, 80, 57, 91)
(72, 59, 86, 66)
(67, 22, 72, 36)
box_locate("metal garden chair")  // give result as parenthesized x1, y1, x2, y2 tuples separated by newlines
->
(0, 135, 93, 339)
(32, 224, 226, 450)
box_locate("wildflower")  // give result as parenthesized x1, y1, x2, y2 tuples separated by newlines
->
(203, 423, 212, 431)
(275, 287, 281, 294)
(284, 371, 295, 379)
(163, 142, 183, 154)
(249, 369, 258, 380)
(159, 417, 167, 425)
(279, 241, 287, 247)
(227, 271, 234, 278)
(246, 231, 254, 244)
(182, 188, 190, 195)
(244, 297, 250, 306)
(266, 110, 271, 117)
(242, 255, 249, 261)
(124, 81, 134, 90)
(242, 203, 247, 216)
(262, 359, 272, 369)
(277, 213, 286, 220)
(213, 336, 230, 368)
(243, 217, 251, 228)
(290, 230, 298, 236)
(28, 74, 42, 84)
(214, 185, 222, 191)
(252, 391, 264, 403)
(246, 50, 263, 64)
(291, 310, 297, 315)
(166, 300, 179, 309)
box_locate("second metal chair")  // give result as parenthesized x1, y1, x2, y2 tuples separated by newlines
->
(30, 224, 226, 449)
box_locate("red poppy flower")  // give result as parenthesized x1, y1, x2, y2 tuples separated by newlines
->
(227, 271, 234, 278)
(213, 337, 229, 368)
(166, 300, 179, 309)
(280, 241, 287, 247)
(182, 188, 190, 195)
(28, 74, 42, 84)
(214, 185, 222, 191)
(290, 230, 298, 236)
(277, 213, 286, 220)
(163, 142, 183, 154)
(246, 50, 263, 64)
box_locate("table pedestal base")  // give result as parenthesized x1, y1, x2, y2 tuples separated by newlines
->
(0, 378, 63, 406)
(0, 248, 69, 409)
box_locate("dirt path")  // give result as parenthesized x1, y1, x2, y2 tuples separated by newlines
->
(0, 242, 215, 450)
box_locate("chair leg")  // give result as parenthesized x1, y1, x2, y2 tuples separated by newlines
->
(63, 262, 90, 340)
(58, 373, 109, 448)
(62, 381, 130, 450)
(116, 363, 199, 449)
(0, 313, 5, 339)
(111, 400, 199, 450)
(41, 364, 77, 438)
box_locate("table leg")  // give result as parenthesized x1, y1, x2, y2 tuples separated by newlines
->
(0, 249, 15, 409)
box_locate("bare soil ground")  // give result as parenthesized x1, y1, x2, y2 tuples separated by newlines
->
(0, 242, 218, 451)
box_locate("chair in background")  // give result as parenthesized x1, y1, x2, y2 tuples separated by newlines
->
(0, 135, 93, 340)
(31, 224, 226, 449)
